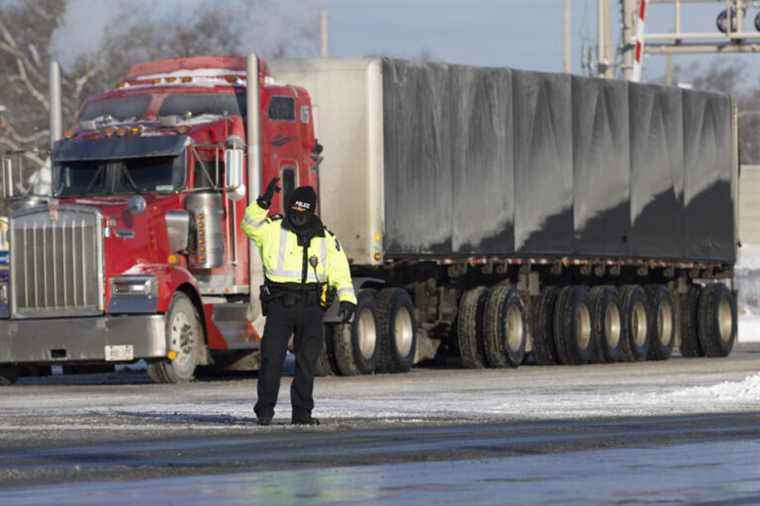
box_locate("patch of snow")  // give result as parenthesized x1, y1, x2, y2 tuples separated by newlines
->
(739, 314, 760, 343)
(665, 373, 760, 403)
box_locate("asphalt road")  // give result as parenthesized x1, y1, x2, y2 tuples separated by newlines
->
(0, 345, 759, 504)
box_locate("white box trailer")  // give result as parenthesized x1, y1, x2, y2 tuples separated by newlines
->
(270, 59, 385, 267)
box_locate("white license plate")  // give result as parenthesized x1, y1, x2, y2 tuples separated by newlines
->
(105, 345, 134, 362)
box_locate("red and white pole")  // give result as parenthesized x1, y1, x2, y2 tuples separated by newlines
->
(632, 0, 650, 82)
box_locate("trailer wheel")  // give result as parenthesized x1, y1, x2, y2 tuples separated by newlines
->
(590, 286, 625, 363)
(333, 290, 379, 376)
(147, 292, 203, 384)
(0, 366, 18, 386)
(532, 287, 561, 365)
(376, 288, 417, 373)
(698, 283, 737, 358)
(646, 285, 676, 361)
(483, 286, 526, 368)
(679, 284, 704, 357)
(457, 287, 489, 369)
(554, 285, 594, 365)
(619, 285, 650, 362)
(313, 327, 337, 377)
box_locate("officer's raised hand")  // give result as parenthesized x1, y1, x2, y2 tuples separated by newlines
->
(257, 177, 281, 209)
(338, 301, 356, 323)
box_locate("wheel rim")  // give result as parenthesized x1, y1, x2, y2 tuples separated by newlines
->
(394, 306, 414, 357)
(718, 298, 733, 344)
(575, 303, 592, 351)
(632, 301, 648, 347)
(658, 300, 674, 346)
(505, 304, 524, 351)
(605, 302, 622, 349)
(170, 311, 195, 371)
(356, 309, 377, 360)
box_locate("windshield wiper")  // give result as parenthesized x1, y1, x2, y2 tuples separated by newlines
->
(84, 166, 106, 194)
(119, 165, 144, 194)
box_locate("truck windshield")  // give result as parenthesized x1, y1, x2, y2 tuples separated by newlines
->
(54, 156, 184, 196)
(159, 92, 246, 118)
(79, 95, 152, 122)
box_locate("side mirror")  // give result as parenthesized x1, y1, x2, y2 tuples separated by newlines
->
(224, 148, 245, 201)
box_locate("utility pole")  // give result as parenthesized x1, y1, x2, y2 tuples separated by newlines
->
(564, 0, 572, 73)
(49, 61, 62, 149)
(598, 0, 614, 78)
(320, 9, 329, 58)
(621, 0, 637, 80)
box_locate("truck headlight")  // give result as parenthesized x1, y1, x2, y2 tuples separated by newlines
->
(111, 276, 157, 298)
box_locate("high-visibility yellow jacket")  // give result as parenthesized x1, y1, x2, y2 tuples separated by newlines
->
(241, 202, 357, 304)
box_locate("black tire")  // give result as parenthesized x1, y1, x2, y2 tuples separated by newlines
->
(554, 285, 594, 365)
(313, 326, 337, 377)
(333, 290, 379, 376)
(147, 292, 204, 384)
(376, 288, 417, 373)
(590, 286, 626, 363)
(0, 366, 18, 386)
(457, 287, 489, 369)
(680, 284, 704, 358)
(483, 286, 527, 368)
(531, 287, 561, 365)
(697, 283, 737, 358)
(646, 285, 676, 361)
(619, 285, 650, 362)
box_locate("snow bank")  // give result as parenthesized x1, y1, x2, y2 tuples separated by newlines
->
(666, 373, 760, 403)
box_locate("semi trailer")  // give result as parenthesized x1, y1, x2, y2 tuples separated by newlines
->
(0, 55, 739, 384)
(275, 58, 739, 374)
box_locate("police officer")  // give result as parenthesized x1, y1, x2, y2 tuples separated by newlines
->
(242, 177, 357, 426)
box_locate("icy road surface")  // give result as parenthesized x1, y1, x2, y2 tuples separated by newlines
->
(0, 345, 759, 504)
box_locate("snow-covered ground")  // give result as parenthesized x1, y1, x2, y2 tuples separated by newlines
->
(3, 351, 760, 428)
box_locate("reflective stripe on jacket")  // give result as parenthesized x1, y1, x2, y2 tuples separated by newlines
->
(241, 202, 357, 304)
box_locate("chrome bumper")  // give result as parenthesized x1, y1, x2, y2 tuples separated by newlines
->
(0, 315, 166, 363)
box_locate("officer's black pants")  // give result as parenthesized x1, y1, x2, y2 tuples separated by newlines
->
(254, 299, 324, 419)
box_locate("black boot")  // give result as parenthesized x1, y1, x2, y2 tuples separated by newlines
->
(257, 416, 273, 426)
(292, 412, 320, 426)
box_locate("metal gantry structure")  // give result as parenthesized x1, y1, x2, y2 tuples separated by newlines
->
(609, 0, 760, 80)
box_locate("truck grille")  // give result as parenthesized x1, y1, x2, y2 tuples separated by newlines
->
(10, 205, 104, 318)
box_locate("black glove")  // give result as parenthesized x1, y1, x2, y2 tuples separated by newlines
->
(338, 301, 356, 324)
(257, 177, 281, 209)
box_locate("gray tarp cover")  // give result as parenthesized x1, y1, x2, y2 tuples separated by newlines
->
(52, 135, 188, 162)
(382, 59, 735, 263)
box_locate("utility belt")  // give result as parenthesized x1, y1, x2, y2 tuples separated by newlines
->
(260, 280, 327, 315)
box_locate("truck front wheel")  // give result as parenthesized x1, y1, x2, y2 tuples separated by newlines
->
(147, 292, 204, 384)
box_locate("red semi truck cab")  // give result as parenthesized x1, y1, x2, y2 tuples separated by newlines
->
(0, 56, 321, 382)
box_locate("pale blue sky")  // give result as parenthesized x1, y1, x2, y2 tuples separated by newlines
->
(326, 0, 759, 82)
